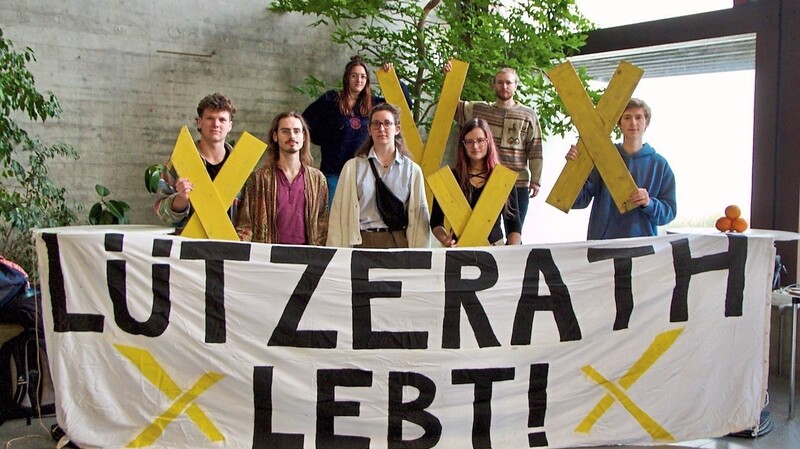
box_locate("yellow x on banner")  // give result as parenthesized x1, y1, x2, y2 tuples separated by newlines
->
(576, 328, 684, 441)
(546, 61, 642, 214)
(114, 344, 225, 447)
(427, 165, 518, 247)
(170, 126, 266, 240)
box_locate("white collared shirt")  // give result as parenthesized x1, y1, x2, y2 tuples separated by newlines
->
(355, 148, 413, 230)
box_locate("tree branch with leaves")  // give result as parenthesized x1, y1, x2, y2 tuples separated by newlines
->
(269, 0, 597, 135)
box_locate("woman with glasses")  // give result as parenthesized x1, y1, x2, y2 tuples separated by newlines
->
(302, 56, 410, 206)
(326, 103, 431, 249)
(430, 118, 521, 247)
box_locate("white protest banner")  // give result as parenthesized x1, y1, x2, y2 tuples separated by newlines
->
(34, 227, 772, 449)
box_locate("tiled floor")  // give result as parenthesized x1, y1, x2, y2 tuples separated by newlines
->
(2, 375, 797, 448)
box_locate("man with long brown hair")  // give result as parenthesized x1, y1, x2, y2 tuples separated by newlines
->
(235, 112, 328, 245)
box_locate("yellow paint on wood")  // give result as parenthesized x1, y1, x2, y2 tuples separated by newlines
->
(376, 67, 424, 162)
(180, 131, 266, 238)
(170, 127, 265, 240)
(377, 60, 472, 207)
(547, 62, 643, 212)
(427, 167, 472, 237)
(421, 59, 468, 178)
(429, 165, 518, 247)
(377, 60, 515, 240)
(458, 165, 518, 247)
(546, 61, 642, 214)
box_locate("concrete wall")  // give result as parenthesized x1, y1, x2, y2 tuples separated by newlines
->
(0, 0, 349, 225)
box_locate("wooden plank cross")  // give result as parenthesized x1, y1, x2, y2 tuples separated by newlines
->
(170, 126, 266, 240)
(546, 61, 644, 214)
(377, 60, 519, 246)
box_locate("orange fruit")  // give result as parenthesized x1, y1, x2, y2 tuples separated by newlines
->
(715, 216, 732, 232)
(731, 217, 748, 233)
(725, 205, 742, 220)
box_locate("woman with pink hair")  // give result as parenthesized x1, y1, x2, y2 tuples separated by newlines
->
(430, 118, 522, 247)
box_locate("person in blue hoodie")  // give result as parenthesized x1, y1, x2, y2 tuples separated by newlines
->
(566, 98, 676, 240)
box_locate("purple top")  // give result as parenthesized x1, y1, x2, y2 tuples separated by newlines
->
(275, 168, 307, 245)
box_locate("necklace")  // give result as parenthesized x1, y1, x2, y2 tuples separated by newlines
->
(376, 151, 395, 168)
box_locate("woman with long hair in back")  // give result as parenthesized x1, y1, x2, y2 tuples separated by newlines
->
(302, 55, 410, 206)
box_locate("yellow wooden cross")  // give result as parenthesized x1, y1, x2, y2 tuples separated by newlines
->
(546, 61, 643, 214)
(169, 126, 266, 240)
(427, 165, 518, 246)
(377, 60, 519, 246)
(377, 60, 468, 204)
(376, 61, 467, 168)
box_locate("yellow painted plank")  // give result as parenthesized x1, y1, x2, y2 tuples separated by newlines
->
(547, 62, 638, 214)
(427, 167, 472, 237)
(458, 165, 518, 247)
(181, 131, 266, 238)
(547, 62, 643, 213)
(420, 59, 468, 178)
(170, 126, 239, 240)
(376, 67, 425, 162)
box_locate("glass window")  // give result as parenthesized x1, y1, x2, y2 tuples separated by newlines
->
(575, 0, 733, 29)
(526, 69, 754, 243)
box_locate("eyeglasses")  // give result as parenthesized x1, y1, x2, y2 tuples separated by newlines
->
(370, 120, 395, 130)
(463, 138, 488, 147)
(278, 128, 304, 136)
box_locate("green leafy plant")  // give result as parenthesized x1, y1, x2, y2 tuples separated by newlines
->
(269, 0, 598, 136)
(88, 184, 131, 225)
(144, 163, 166, 194)
(0, 28, 79, 277)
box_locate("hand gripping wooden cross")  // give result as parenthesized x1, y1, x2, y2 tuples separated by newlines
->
(377, 60, 517, 246)
(169, 126, 266, 240)
(546, 61, 644, 214)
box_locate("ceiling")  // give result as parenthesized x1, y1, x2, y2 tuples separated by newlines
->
(569, 33, 756, 81)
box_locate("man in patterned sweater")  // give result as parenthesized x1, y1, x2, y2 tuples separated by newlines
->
(444, 62, 543, 239)
(235, 112, 328, 245)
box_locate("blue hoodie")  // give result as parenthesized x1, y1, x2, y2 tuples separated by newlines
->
(573, 142, 676, 240)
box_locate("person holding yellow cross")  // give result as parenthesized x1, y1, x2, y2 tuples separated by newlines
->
(430, 119, 522, 247)
(565, 98, 677, 240)
(154, 93, 240, 230)
(444, 61, 543, 238)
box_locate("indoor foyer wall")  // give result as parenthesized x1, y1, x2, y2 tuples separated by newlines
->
(0, 0, 348, 224)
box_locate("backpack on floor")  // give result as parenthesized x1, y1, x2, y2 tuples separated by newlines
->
(0, 329, 55, 425)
